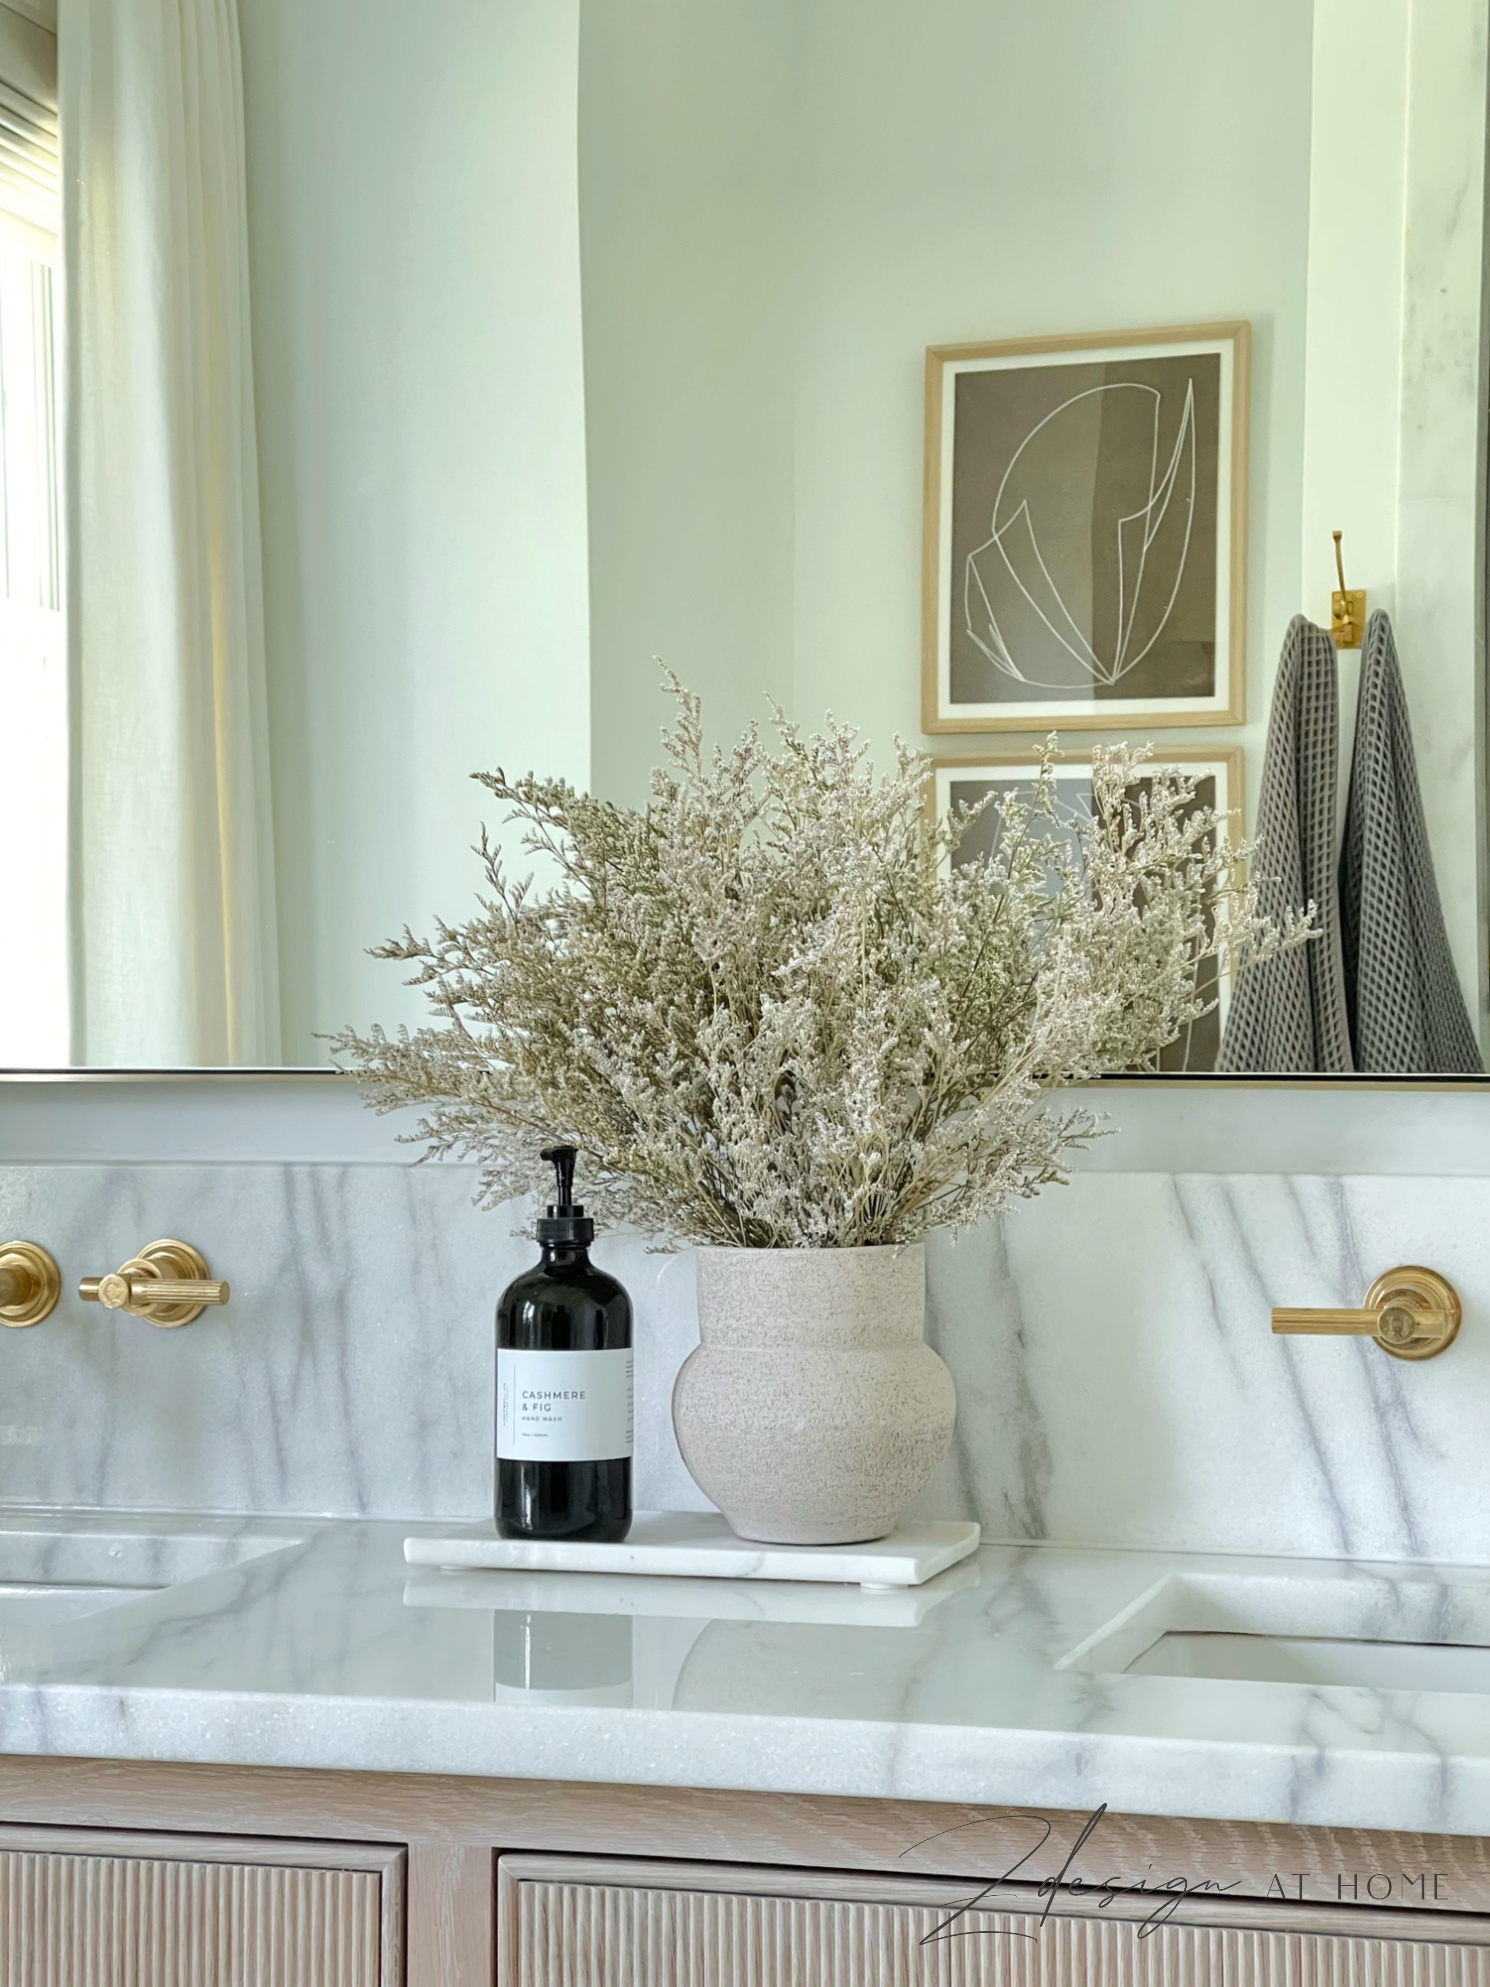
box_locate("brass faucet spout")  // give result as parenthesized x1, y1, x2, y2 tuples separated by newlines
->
(0, 1243, 61, 1328)
(1271, 1266, 1460, 1360)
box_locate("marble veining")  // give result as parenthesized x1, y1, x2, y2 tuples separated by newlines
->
(0, 1163, 503, 1519)
(915, 1173, 1490, 1564)
(0, 1161, 715, 1521)
(4, 1165, 1490, 1569)
(6, 1514, 1490, 1836)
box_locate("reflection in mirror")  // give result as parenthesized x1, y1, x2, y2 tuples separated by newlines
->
(0, 0, 1484, 1077)
(0, 0, 64, 1062)
(936, 754, 1242, 1075)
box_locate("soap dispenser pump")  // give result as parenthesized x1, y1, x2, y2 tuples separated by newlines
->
(495, 1145, 634, 1542)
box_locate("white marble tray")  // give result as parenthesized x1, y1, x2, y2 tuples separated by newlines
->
(403, 1510, 981, 1588)
(402, 1554, 981, 1627)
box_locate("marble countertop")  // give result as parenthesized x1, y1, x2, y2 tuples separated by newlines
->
(5, 1510, 1490, 1837)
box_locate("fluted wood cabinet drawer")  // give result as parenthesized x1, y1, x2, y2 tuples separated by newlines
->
(497, 1854, 1490, 1985)
(0, 1825, 403, 1987)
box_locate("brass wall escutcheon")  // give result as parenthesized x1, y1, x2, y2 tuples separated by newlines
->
(0, 1242, 61, 1327)
(78, 1240, 229, 1328)
(1272, 1264, 1461, 1361)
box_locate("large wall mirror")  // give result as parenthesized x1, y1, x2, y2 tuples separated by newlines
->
(0, 0, 1484, 1077)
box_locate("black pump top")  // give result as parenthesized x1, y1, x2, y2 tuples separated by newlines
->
(537, 1143, 595, 1248)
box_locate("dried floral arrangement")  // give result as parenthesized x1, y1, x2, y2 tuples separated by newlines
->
(331, 682, 1304, 1249)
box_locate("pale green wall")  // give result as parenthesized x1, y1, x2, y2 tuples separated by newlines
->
(580, 0, 803, 805)
(241, 0, 591, 1062)
(581, 0, 1314, 811)
(239, 0, 1317, 1059)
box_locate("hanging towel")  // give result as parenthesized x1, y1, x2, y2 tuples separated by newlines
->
(1218, 616, 1353, 1072)
(1339, 611, 1482, 1073)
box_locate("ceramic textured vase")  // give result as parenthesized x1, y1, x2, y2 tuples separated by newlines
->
(671, 1243, 956, 1545)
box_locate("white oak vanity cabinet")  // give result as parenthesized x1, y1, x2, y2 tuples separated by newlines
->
(1, 1762, 1488, 1985)
(498, 1856, 1490, 1984)
(0, 1826, 402, 1987)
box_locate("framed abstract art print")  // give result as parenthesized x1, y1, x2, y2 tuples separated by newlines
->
(930, 745, 1244, 1072)
(922, 322, 1249, 733)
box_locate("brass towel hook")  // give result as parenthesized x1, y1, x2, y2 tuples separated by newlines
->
(1273, 1264, 1460, 1361)
(1330, 530, 1366, 649)
(79, 1240, 229, 1328)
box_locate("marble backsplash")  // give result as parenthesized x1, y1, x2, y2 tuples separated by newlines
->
(2, 1161, 1489, 1564)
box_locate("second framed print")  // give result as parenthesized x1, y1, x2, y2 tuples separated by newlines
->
(922, 321, 1249, 733)
(930, 747, 1244, 1074)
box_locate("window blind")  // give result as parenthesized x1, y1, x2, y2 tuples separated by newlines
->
(0, 2, 57, 250)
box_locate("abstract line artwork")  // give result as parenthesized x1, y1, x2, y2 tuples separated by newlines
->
(923, 324, 1248, 733)
(964, 379, 1197, 690)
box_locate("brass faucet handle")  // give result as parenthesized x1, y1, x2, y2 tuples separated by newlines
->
(0, 1242, 61, 1327)
(1272, 1264, 1460, 1361)
(78, 1240, 229, 1328)
(87, 1270, 230, 1312)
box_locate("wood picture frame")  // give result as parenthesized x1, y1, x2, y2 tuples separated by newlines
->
(929, 745, 1245, 1073)
(922, 321, 1250, 734)
(928, 745, 1245, 848)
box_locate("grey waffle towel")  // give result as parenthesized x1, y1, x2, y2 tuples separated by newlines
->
(1339, 610, 1482, 1073)
(1218, 615, 1353, 1072)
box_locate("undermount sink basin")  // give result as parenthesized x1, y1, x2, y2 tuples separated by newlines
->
(1062, 1566, 1490, 1694)
(0, 1521, 299, 1627)
(1126, 1630, 1490, 1692)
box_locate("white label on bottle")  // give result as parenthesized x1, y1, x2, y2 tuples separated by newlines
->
(496, 1347, 634, 1462)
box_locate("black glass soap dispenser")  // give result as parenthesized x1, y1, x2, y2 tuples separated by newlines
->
(495, 1145, 634, 1542)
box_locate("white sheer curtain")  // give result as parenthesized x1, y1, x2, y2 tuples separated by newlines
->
(60, 0, 279, 1064)
(0, 4, 67, 1066)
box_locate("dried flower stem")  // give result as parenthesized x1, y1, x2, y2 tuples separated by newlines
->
(331, 678, 1307, 1247)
